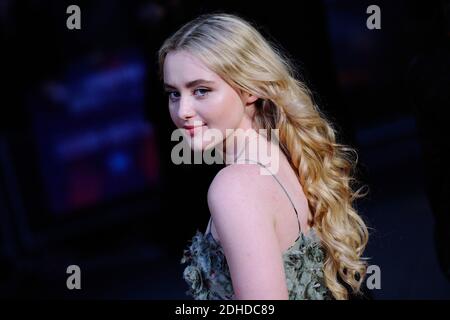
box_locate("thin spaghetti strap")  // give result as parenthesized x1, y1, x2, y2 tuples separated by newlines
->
(241, 159, 302, 234)
(205, 216, 213, 235)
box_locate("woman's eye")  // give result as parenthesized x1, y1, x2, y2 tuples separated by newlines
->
(166, 91, 180, 100)
(166, 88, 210, 101)
(194, 88, 210, 97)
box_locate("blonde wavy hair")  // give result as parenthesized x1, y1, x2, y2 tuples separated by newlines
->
(158, 13, 370, 300)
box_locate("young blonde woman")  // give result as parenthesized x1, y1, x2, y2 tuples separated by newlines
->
(158, 13, 369, 300)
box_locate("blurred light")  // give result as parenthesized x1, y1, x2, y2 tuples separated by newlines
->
(107, 151, 130, 174)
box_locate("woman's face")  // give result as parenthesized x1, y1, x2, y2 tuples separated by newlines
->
(163, 50, 256, 152)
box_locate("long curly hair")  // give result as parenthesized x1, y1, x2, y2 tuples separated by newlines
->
(158, 12, 370, 300)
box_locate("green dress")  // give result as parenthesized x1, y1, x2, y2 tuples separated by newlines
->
(180, 160, 332, 300)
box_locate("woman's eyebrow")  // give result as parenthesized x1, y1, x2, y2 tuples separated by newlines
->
(164, 79, 215, 89)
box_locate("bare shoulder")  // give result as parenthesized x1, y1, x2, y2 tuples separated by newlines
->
(207, 163, 278, 220)
(206, 163, 290, 299)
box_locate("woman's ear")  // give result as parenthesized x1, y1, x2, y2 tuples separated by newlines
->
(243, 92, 259, 106)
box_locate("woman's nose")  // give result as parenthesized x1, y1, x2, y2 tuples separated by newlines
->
(177, 96, 195, 120)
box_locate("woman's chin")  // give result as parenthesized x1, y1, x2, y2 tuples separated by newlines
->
(189, 139, 220, 153)
(186, 130, 219, 151)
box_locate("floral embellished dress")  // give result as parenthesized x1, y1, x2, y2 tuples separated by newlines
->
(180, 225, 332, 300)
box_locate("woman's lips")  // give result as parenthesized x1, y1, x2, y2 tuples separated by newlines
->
(183, 124, 206, 136)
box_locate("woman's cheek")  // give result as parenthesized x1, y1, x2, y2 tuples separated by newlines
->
(204, 95, 237, 127)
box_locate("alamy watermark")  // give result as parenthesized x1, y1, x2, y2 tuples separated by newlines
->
(66, 5, 81, 30)
(366, 264, 381, 290)
(66, 264, 81, 290)
(367, 5, 381, 30)
(171, 124, 281, 175)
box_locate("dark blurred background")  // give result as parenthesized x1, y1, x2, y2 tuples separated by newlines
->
(1, 0, 449, 299)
